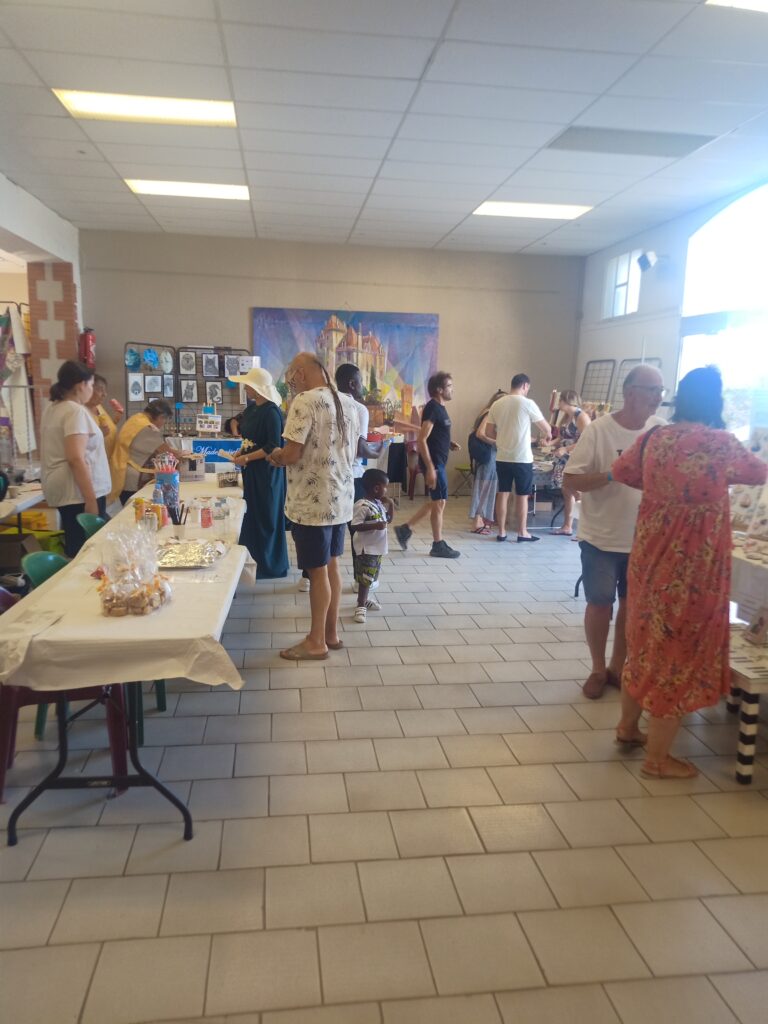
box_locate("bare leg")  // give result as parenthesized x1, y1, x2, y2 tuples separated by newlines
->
(305, 566, 330, 654)
(584, 603, 611, 675)
(472, 514, 485, 530)
(515, 493, 530, 537)
(325, 556, 342, 647)
(495, 492, 510, 537)
(406, 501, 432, 531)
(608, 598, 628, 678)
(562, 492, 575, 532)
(617, 687, 644, 740)
(646, 717, 682, 764)
(430, 500, 445, 542)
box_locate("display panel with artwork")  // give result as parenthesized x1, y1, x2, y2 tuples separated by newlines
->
(127, 372, 144, 402)
(202, 353, 219, 377)
(181, 379, 198, 403)
(206, 380, 223, 405)
(145, 374, 162, 394)
(179, 351, 196, 375)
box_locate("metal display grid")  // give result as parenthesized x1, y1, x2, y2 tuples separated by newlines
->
(611, 357, 662, 411)
(580, 359, 616, 404)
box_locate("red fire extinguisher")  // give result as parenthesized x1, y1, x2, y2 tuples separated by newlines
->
(78, 327, 96, 369)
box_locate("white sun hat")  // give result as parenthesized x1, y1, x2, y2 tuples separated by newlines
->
(227, 366, 281, 405)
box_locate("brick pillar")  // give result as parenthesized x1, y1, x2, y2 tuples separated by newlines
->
(27, 261, 79, 438)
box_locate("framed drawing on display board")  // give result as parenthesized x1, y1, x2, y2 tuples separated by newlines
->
(202, 353, 219, 377)
(163, 375, 175, 399)
(224, 354, 240, 378)
(179, 351, 196, 375)
(145, 374, 162, 394)
(127, 373, 144, 402)
(206, 380, 223, 405)
(181, 379, 198, 403)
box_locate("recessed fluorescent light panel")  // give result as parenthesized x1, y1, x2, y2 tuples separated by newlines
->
(473, 201, 592, 220)
(548, 126, 713, 158)
(706, 1, 768, 12)
(126, 180, 249, 201)
(53, 89, 236, 126)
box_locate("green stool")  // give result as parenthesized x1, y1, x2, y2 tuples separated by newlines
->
(75, 512, 107, 538)
(21, 552, 70, 738)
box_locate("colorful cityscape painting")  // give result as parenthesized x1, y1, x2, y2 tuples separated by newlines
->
(251, 307, 439, 422)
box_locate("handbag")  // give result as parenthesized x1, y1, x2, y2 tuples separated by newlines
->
(467, 430, 493, 466)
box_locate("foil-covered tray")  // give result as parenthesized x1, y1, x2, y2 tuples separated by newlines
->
(156, 539, 227, 569)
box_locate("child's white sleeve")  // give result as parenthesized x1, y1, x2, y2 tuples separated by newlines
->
(350, 501, 368, 527)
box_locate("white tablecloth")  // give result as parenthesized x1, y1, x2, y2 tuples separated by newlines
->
(0, 478, 247, 692)
(0, 484, 44, 523)
(732, 549, 768, 621)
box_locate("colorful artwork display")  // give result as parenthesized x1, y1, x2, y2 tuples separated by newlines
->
(252, 307, 439, 422)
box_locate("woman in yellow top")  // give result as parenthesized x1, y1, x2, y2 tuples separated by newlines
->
(110, 399, 185, 504)
(86, 374, 122, 460)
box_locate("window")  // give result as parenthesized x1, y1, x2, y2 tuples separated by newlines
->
(603, 249, 642, 319)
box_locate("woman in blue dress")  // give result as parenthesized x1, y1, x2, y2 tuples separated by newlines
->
(228, 368, 289, 579)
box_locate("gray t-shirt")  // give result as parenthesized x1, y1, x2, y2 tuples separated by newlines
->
(41, 400, 111, 506)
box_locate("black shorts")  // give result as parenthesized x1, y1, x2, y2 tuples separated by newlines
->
(291, 523, 345, 570)
(496, 461, 534, 496)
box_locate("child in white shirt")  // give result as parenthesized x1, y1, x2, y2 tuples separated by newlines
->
(350, 469, 393, 623)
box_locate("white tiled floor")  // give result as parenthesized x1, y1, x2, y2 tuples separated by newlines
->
(2, 499, 768, 1024)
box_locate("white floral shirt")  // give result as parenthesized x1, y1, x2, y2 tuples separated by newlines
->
(283, 387, 360, 526)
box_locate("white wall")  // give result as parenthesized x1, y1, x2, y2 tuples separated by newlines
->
(0, 273, 28, 307)
(80, 230, 583, 457)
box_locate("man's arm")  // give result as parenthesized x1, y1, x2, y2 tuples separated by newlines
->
(417, 420, 436, 488)
(563, 469, 611, 494)
(267, 439, 303, 467)
(358, 437, 383, 459)
(534, 418, 552, 443)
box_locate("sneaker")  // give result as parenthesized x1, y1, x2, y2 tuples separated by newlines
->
(365, 596, 381, 611)
(298, 577, 311, 593)
(394, 524, 412, 550)
(430, 540, 461, 559)
(354, 605, 367, 623)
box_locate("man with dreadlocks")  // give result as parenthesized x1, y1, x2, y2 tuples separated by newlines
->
(268, 352, 360, 660)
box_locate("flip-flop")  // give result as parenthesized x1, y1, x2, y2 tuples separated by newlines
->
(551, 528, 573, 536)
(326, 640, 344, 650)
(280, 643, 329, 661)
(471, 526, 489, 534)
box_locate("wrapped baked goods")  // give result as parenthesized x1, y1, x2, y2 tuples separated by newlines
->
(97, 526, 172, 616)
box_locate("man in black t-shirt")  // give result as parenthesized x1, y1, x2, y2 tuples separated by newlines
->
(394, 371, 461, 558)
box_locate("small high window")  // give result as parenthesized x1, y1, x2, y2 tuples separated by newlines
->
(603, 249, 642, 319)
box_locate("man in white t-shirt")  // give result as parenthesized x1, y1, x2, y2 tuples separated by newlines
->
(268, 353, 360, 661)
(478, 373, 551, 542)
(564, 364, 666, 699)
(335, 363, 385, 501)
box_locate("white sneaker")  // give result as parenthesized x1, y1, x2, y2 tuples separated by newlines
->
(354, 605, 367, 623)
(365, 596, 381, 611)
(298, 577, 310, 592)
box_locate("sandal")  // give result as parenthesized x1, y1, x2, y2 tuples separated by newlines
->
(615, 730, 647, 749)
(326, 641, 344, 651)
(640, 756, 698, 780)
(280, 642, 329, 662)
(471, 526, 490, 535)
(551, 527, 573, 536)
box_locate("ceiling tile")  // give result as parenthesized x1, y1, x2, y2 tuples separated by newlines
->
(448, 0, 688, 52)
(220, 0, 452, 37)
(223, 24, 433, 78)
(235, 102, 400, 136)
(0, 48, 39, 86)
(0, 115, 89, 141)
(611, 55, 768, 103)
(525, 148, 674, 175)
(370, 178, 490, 200)
(397, 112, 562, 148)
(654, 4, 768, 63)
(80, 123, 239, 149)
(9, 137, 102, 161)
(489, 184, 618, 205)
(388, 138, 533, 168)
(379, 160, 512, 186)
(238, 130, 390, 159)
(575, 95, 763, 135)
(159, 223, 256, 236)
(0, 6, 223, 63)
(2, 155, 117, 178)
(244, 152, 381, 176)
(0, 84, 64, 116)
(231, 68, 415, 111)
(19, 176, 132, 194)
(98, 144, 244, 169)
(18, 1, 215, 17)
(112, 164, 247, 185)
(246, 170, 371, 192)
(502, 166, 644, 191)
(411, 82, 596, 123)
(362, 195, 472, 214)
(27, 51, 232, 98)
(249, 188, 365, 208)
(137, 197, 254, 214)
(426, 42, 636, 91)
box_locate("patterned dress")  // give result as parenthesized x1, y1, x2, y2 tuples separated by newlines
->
(551, 411, 582, 488)
(613, 423, 766, 718)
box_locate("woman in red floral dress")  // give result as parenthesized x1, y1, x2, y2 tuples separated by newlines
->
(613, 367, 767, 779)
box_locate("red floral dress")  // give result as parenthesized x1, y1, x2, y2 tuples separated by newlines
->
(613, 423, 767, 718)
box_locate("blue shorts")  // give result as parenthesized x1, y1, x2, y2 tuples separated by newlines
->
(496, 461, 534, 496)
(292, 523, 345, 570)
(429, 463, 448, 501)
(579, 541, 629, 606)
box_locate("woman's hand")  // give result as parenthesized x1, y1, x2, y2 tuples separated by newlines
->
(232, 454, 249, 467)
(84, 497, 99, 515)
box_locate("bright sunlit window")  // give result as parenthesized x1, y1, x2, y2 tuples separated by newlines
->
(602, 249, 642, 319)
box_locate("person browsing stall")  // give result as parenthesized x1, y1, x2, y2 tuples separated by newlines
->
(335, 363, 384, 501)
(109, 399, 186, 505)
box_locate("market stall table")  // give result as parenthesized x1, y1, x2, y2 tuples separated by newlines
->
(0, 482, 44, 536)
(0, 478, 247, 843)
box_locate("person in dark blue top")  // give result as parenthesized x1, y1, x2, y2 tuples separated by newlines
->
(228, 367, 289, 579)
(394, 371, 461, 559)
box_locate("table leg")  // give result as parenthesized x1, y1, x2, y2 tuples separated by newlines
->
(736, 690, 760, 786)
(7, 698, 69, 845)
(726, 685, 741, 714)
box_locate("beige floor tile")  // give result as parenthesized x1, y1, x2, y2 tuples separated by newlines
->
(361, 686, 422, 710)
(96, 781, 192, 827)
(269, 666, 327, 688)
(346, 770, 425, 811)
(82, 936, 209, 1024)
(188, 777, 268, 820)
(391, 808, 483, 856)
(504, 731, 583, 764)
(235, 741, 307, 777)
(415, 683, 479, 709)
(615, 899, 752, 975)
(0, 830, 46, 882)
(240, 690, 300, 714)
(0, 879, 68, 948)
(496, 984, 620, 1024)
(621, 795, 726, 842)
(0, 944, 100, 1024)
(349, 647, 403, 666)
(711, 970, 768, 1024)
(142, 716, 206, 747)
(518, 704, 591, 732)
(687, 723, 765, 756)
(546, 799, 648, 847)
(604, 977, 737, 1024)
(622, 757, 718, 794)
(370, 630, 419, 647)
(203, 714, 271, 744)
(325, 666, 380, 688)
(310, 811, 398, 862)
(306, 739, 377, 773)
(398, 709, 467, 736)
(447, 851, 556, 913)
(382, 993, 502, 1024)
(158, 743, 235, 781)
(693, 791, 768, 837)
(319, 920, 434, 1003)
(417, 766, 500, 807)
(272, 711, 337, 742)
(469, 681, 538, 706)
(534, 847, 648, 908)
(264, 1005, 380, 1024)
(207, 929, 321, 1015)
(698, 836, 768, 892)
(482, 662, 544, 683)
(161, 867, 264, 935)
(220, 816, 309, 869)
(519, 906, 650, 984)
(556, 761, 646, 799)
(302, 687, 362, 712)
(617, 840, 736, 899)
(379, 665, 437, 685)
(29, 825, 135, 879)
(439, 734, 517, 767)
(489, 764, 578, 804)
(374, 737, 449, 770)
(526, 680, 592, 705)
(126, 821, 222, 875)
(421, 912, 543, 994)
(51, 875, 166, 944)
(458, 707, 529, 734)
(270, 773, 348, 815)
(359, 857, 462, 920)
(336, 710, 403, 739)
(433, 663, 491, 685)
(704, 894, 768, 967)
(470, 804, 567, 852)
(691, 755, 768, 791)
(399, 646, 454, 665)
(266, 862, 364, 928)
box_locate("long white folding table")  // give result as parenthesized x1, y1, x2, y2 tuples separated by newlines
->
(0, 478, 247, 843)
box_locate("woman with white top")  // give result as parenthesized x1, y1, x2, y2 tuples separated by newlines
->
(41, 360, 111, 557)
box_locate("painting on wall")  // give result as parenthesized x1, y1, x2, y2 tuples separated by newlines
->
(251, 307, 439, 423)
